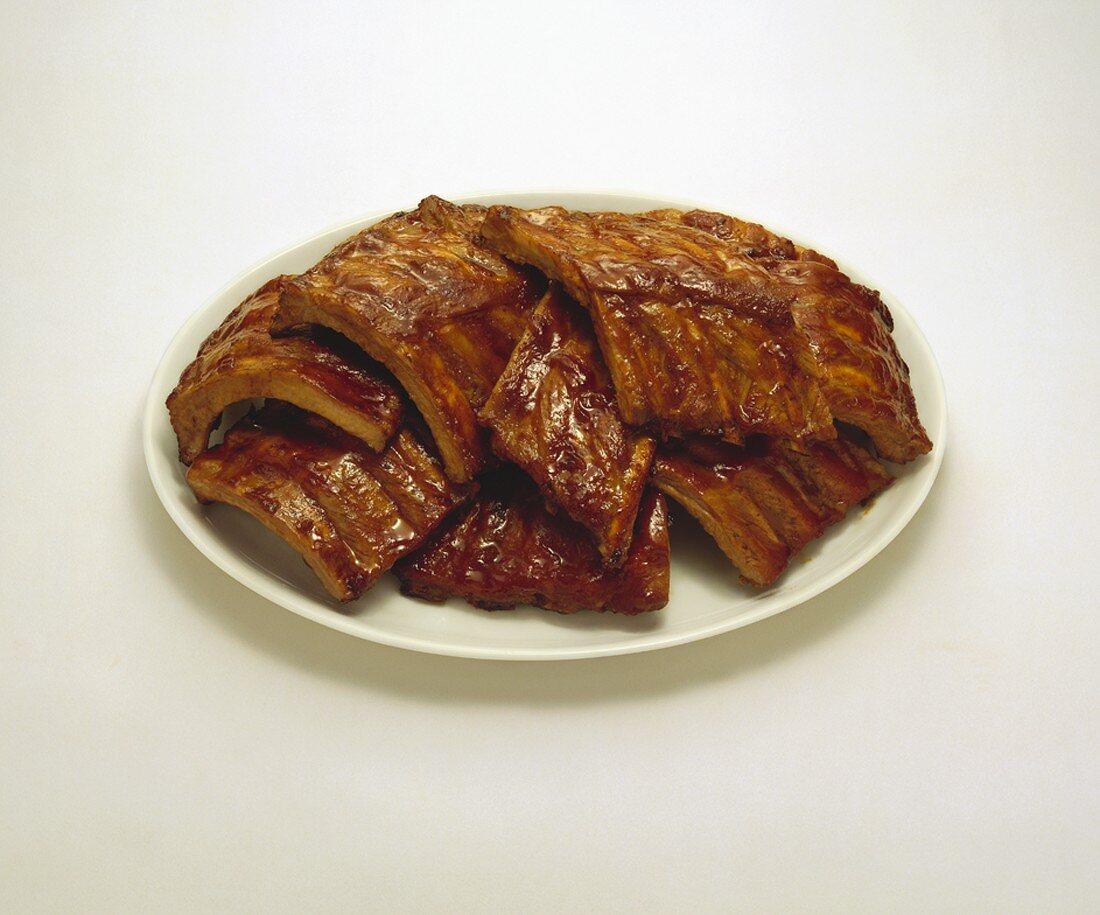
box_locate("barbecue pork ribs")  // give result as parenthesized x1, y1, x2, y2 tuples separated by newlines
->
(272, 197, 544, 482)
(170, 195, 930, 613)
(652, 433, 893, 587)
(167, 276, 403, 465)
(480, 205, 835, 443)
(186, 403, 473, 601)
(395, 471, 670, 615)
(648, 208, 931, 462)
(480, 284, 655, 565)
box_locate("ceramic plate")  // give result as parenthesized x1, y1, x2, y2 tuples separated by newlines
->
(143, 192, 946, 660)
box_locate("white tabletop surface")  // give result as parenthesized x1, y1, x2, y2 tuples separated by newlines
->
(2, 3, 1097, 912)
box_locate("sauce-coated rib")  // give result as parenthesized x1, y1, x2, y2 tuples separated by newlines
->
(480, 285, 655, 566)
(480, 205, 835, 443)
(186, 403, 474, 601)
(644, 208, 838, 267)
(395, 472, 670, 615)
(650, 208, 931, 462)
(167, 276, 403, 464)
(652, 434, 893, 587)
(272, 197, 543, 482)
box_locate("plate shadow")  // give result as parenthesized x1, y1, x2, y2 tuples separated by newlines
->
(134, 400, 948, 707)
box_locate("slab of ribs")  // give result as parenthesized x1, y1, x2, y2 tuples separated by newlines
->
(167, 196, 932, 613)
(186, 403, 471, 601)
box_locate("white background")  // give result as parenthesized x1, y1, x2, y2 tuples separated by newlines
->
(2, 2, 1097, 911)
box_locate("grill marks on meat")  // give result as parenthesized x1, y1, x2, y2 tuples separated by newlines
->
(649, 208, 931, 463)
(652, 434, 893, 587)
(186, 403, 473, 601)
(272, 197, 543, 482)
(479, 205, 835, 443)
(480, 284, 655, 566)
(166, 276, 403, 465)
(395, 472, 670, 615)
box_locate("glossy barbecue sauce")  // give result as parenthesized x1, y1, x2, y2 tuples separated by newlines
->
(396, 470, 669, 615)
(272, 199, 545, 482)
(480, 285, 656, 565)
(480, 205, 835, 443)
(187, 403, 473, 601)
(653, 433, 893, 586)
(167, 275, 403, 464)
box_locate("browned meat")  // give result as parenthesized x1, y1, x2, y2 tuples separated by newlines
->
(272, 197, 544, 482)
(186, 403, 473, 601)
(395, 472, 670, 615)
(480, 284, 655, 566)
(652, 433, 893, 587)
(645, 208, 838, 267)
(479, 205, 835, 443)
(166, 276, 403, 465)
(648, 209, 932, 462)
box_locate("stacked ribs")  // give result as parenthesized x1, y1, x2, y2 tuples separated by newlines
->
(168, 197, 930, 612)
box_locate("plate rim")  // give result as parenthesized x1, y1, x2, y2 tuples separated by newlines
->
(143, 188, 947, 661)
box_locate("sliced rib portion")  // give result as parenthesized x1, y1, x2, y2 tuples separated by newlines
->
(652, 434, 893, 587)
(186, 403, 473, 601)
(480, 284, 655, 566)
(273, 197, 543, 482)
(167, 276, 403, 465)
(479, 205, 835, 443)
(648, 208, 931, 462)
(395, 471, 669, 615)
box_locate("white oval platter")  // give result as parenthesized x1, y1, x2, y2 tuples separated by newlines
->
(143, 192, 946, 660)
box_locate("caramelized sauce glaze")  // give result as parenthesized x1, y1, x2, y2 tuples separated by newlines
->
(649, 208, 931, 462)
(653, 432, 893, 586)
(480, 285, 655, 565)
(396, 471, 669, 615)
(273, 198, 544, 482)
(186, 403, 473, 601)
(167, 276, 402, 464)
(480, 205, 835, 443)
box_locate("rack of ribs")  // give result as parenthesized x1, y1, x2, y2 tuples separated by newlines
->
(652, 433, 893, 587)
(272, 197, 544, 482)
(479, 204, 835, 443)
(480, 284, 655, 566)
(167, 276, 403, 465)
(186, 402, 474, 601)
(395, 471, 670, 615)
(645, 208, 932, 462)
